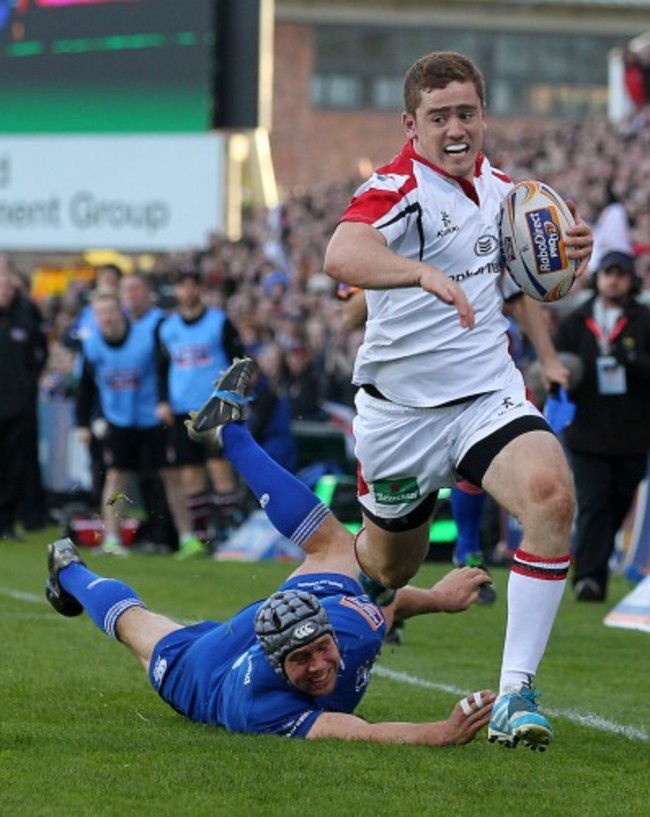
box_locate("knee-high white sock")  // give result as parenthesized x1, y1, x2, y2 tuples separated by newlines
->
(499, 548, 570, 693)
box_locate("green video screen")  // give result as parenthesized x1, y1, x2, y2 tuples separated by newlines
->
(0, 0, 215, 133)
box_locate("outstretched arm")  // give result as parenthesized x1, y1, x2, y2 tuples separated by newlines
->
(306, 690, 495, 745)
(382, 567, 491, 630)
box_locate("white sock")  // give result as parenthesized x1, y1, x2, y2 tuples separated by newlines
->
(499, 549, 569, 693)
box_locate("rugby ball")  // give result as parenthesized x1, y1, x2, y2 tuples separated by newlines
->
(499, 180, 577, 302)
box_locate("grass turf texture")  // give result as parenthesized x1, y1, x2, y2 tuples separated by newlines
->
(2, 529, 649, 817)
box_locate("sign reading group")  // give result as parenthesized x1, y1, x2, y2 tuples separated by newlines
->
(0, 134, 225, 251)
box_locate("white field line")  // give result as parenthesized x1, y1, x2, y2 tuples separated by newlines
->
(3, 586, 647, 744)
(374, 666, 649, 744)
(1, 587, 44, 604)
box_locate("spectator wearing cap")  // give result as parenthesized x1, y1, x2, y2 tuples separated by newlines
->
(156, 267, 247, 558)
(554, 250, 650, 601)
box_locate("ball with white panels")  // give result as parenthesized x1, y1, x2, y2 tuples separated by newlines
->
(499, 180, 577, 302)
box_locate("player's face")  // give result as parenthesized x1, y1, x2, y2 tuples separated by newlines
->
(174, 278, 202, 309)
(403, 80, 486, 181)
(120, 277, 154, 320)
(284, 634, 340, 696)
(93, 299, 125, 339)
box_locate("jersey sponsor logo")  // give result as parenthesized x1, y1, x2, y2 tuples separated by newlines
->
(104, 368, 140, 390)
(372, 476, 420, 505)
(283, 710, 313, 737)
(448, 260, 501, 283)
(474, 234, 499, 256)
(340, 596, 384, 630)
(232, 651, 254, 684)
(173, 345, 213, 368)
(243, 654, 253, 685)
(526, 206, 567, 274)
(293, 577, 346, 593)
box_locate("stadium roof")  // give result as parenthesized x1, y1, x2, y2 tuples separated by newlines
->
(279, 0, 650, 7)
(503, 0, 650, 5)
(277, 1, 650, 36)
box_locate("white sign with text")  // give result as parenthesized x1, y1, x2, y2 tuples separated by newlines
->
(0, 134, 225, 251)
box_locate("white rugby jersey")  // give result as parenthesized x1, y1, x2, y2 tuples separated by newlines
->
(341, 140, 519, 407)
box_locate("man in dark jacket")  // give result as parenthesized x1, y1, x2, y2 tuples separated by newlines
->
(555, 250, 650, 601)
(0, 267, 48, 539)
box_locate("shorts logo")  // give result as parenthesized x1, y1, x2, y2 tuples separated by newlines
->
(372, 476, 420, 505)
(497, 396, 524, 416)
(152, 656, 167, 689)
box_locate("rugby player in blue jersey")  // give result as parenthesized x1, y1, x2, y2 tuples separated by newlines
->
(46, 358, 494, 745)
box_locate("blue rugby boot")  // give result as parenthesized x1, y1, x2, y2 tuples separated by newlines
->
(46, 537, 85, 617)
(488, 684, 552, 751)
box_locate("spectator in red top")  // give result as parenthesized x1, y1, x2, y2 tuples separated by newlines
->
(623, 48, 646, 110)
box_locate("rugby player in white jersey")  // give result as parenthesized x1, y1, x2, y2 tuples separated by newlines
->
(324, 51, 593, 750)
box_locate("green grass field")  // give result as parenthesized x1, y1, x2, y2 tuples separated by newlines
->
(2, 529, 649, 817)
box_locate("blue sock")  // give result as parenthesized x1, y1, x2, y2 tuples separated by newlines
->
(222, 423, 331, 547)
(451, 487, 487, 566)
(59, 562, 145, 639)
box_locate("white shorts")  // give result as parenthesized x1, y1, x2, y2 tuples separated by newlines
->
(354, 367, 545, 520)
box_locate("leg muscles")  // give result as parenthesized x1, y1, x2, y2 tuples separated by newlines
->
(482, 431, 574, 558)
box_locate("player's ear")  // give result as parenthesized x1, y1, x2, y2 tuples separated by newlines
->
(403, 111, 416, 138)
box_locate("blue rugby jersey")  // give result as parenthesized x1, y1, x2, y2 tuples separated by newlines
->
(148, 573, 387, 737)
(81, 319, 160, 428)
(158, 307, 230, 414)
